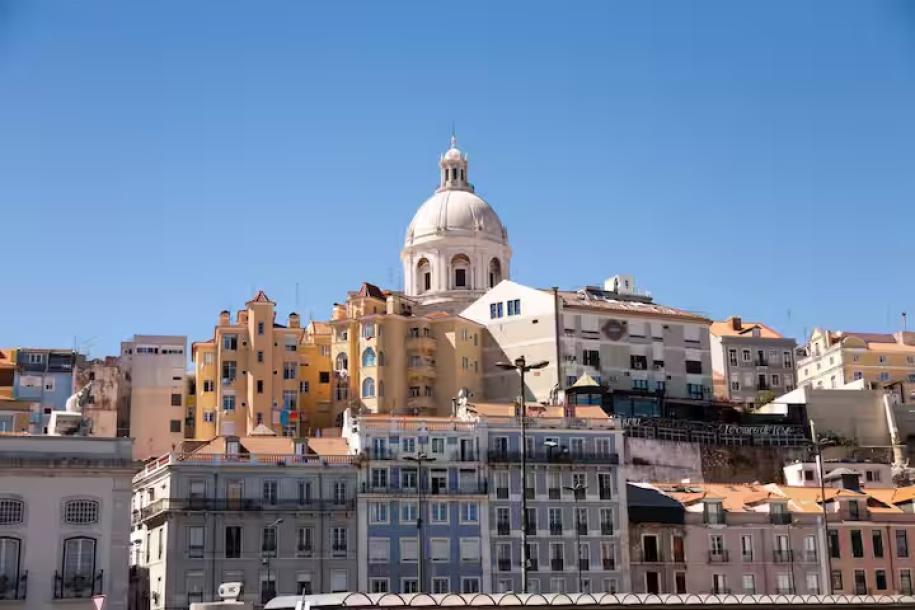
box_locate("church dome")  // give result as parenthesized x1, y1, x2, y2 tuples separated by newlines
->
(405, 189, 507, 246)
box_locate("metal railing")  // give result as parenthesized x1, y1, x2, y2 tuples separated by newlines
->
(498, 559, 512, 572)
(54, 570, 103, 599)
(361, 482, 487, 496)
(600, 523, 614, 536)
(0, 571, 27, 601)
(497, 522, 511, 535)
(549, 524, 563, 536)
(707, 550, 729, 563)
(487, 451, 619, 465)
(550, 558, 564, 571)
(137, 497, 356, 521)
(773, 550, 794, 563)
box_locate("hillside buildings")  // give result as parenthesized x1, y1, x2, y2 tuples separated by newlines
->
(0, 434, 134, 609)
(121, 335, 189, 460)
(709, 316, 797, 405)
(461, 277, 714, 412)
(328, 283, 482, 420)
(8, 348, 77, 433)
(130, 434, 358, 608)
(797, 328, 915, 397)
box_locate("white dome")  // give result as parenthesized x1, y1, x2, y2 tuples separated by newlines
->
(405, 189, 507, 246)
(443, 146, 463, 161)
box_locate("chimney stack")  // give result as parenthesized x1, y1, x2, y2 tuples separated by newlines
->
(288, 312, 301, 329)
(731, 316, 742, 331)
(218, 310, 231, 327)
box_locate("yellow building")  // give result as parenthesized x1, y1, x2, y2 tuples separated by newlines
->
(328, 282, 483, 419)
(192, 291, 332, 438)
(300, 320, 333, 430)
(0, 347, 30, 433)
(797, 328, 915, 397)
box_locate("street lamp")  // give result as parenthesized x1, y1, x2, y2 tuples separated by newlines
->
(495, 356, 549, 594)
(564, 483, 588, 593)
(809, 420, 834, 594)
(263, 517, 283, 602)
(404, 452, 436, 593)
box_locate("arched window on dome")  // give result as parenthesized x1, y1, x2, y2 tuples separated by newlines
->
(416, 258, 432, 294)
(362, 377, 375, 398)
(362, 348, 376, 368)
(489, 258, 502, 288)
(335, 353, 348, 372)
(451, 254, 471, 290)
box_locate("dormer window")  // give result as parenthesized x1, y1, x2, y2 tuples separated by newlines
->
(848, 499, 861, 520)
(226, 440, 240, 456)
(704, 501, 724, 525)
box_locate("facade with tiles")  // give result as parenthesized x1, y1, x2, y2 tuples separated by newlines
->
(461, 277, 713, 411)
(345, 412, 489, 595)
(709, 316, 797, 405)
(464, 403, 628, 595)
(130, 435, 358, 609)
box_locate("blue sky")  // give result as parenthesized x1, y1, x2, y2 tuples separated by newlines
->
(2, 0, 914, 357)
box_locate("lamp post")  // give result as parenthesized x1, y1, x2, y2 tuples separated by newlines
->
(809, 420, 833, 594)
(404, 452, 435, 593)
(495, 356, 549, 594)
(263, 517, 283, 602)
(564, 483, 588, 593)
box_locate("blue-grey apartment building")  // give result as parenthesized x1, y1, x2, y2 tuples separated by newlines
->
(347, 412, 490, 594)
(13, 347, 77, 433)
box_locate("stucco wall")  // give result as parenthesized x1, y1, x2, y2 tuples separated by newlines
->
(623, 437, 703, 483)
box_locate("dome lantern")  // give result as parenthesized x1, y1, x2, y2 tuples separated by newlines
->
(439, 133, 472, 192)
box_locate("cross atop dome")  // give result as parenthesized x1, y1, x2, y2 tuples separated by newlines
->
(439, 132, 472, 193)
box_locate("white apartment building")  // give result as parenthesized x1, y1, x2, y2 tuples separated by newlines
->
(461, 277, 713, 411)
(0, 435, 134, 609)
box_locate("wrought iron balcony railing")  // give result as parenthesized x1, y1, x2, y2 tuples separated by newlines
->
(0, 572, 27, 601)
(487, 450, 619, 465)
(54, 570, 103, 599)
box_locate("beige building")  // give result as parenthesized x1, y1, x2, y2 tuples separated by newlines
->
(0, 434, 135, 609)
(193, 292, 319, 439)
(75, 356, 124, 439)
(300, 321, 333, 430)
(709, 316, 797, 405)
(328, 282, 483, 419)
(120, 335, 188, 461)
(797, 328, 915, 398)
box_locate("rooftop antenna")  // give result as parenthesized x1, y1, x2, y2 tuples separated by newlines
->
(904, 312, 908, 332)
(451, 121, 456, 147)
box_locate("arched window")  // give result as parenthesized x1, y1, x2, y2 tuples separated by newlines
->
(362, 377, 376, 398)
(0, 537, 21, 591)
(362, 348, 376, 368)
(378, 351, 385, 366)
(335, 353, 348, 372)
(416, 258, 432, 294)
(451, 254, 471, 290)
(489, 258, 502, 288)
(61, 537, 97, 597)
(64, 499, 99, 525)
(0, 499, 23, 525)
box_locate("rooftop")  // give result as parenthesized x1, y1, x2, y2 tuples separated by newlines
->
(552, 288, 709, 323)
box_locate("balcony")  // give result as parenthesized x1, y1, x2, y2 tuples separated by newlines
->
(498, 558, 512, 572)
(599, 488, 613, 500)
(548, 488, 561, 500)
(600, 523, 614, 536)
(776, 587, 795, 595)
(708, 550, 729, 563)
(407, 363, 437, 382)
(137, 497, 356, 521)
(497, 522, 511, 536)
(54, 570, 103, 599)
(602, 558, 615, 571)
(579, 559, 590, 571)
(577, 523, 588, 536)
(406, 335, 437, 353)
(755, 359, 769, 367)
(704, 513, 726, 525)
(496, 487, 509, 499)
(802, 550, 818, 563)
(487, 450, 619, 465)
(524, 523, 537, 536)
(0, 572, 27, 601)
(405, 396, 435, 412)
(361, 482, 488, 496)
(296, 544, 314, 557)
(639, 550, 661, 563)
(332, 544, 348, 555)
(770, 512, 792, 525)
(549, 524, 563, 536)
(551, 558, 564, 571)
(527, 557, 539, 572)
(773, 550, 794, 563)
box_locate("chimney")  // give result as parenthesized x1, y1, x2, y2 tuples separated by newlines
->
(288, 313, 301, 329)
(237, 310, 248, 325)
(331, 303, 347, 321)
(731, 316, 742, 331)
(218, 310, 231, 327)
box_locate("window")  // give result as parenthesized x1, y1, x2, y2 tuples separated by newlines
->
(369, 538, 390, 563)
(712, 574, 727, 594)
(742, 349, 751, 362)
(332, 527, 347, 553)
(490, 303, 504, 319)
(771, 374, 780, 386)
(742, 574, 756, 594)
(401, 501, 418, 523)
(455, 268, 466, 288)
(262, 525, 278, 557)
(222, 335, 238, 351)
(188, 527, 204, 558)
(362, 348, 376, 367)
(685, 360, 703, 374)
(170, 419, 182, 433)
(64, 499, 99, 525)
(362, 377, 376, 398)
(432, 577, 450, 594)
(369, 502, 389, 524)
(296, 527, 314, 556)
(854, 570, 867, 594)
(225, 526, 242, 558)
(507, 299, 521, 316)
(430, 502, 448, 524)
(687, 383, 704, 399)
(319, 371, 330, 384)
(851, 530, 864, 558)
(400, 538, 418, 562)
(401, 578, 419, 594)
(431, 538, 450, 562)
(740, 534, 753, 561)
(728, 349, 738, 366)
(777, 573, 792, 594)
(170, 393, 182, 407)
(0, 537, 21, 594)
(283, 390, 296, 410)
(583, 350, 600, 367)
(876, 569, 887, 591)
(370, 468, 388, 489)
(202, 380, 214, 392)
(460, 537, 481, 562)
(283, 362, 297, 380)
(806, 572, 820, 594)
(902, 570, 913, 595)
(61, 537, 97, 594)
(873, 530, 884, 558)
(830, 530, 841, 558)
(460, 502, 479, 523)
(831, 570, 844, 591)
(0, 499, 23, 526)
(362, 322, 375, 339)
(402, 437, 416, 453)
(898, 530, 910, 557)
(461, 577, 481, 594)
(370, 578, 389, 593)
(880, 372, 890, 382)
(704, 501, 724, 525)
(783, 351, 793, 368)
(262, 481, 278, 504)
(221, 361, 237, 383)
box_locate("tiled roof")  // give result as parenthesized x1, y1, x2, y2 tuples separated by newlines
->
(247, 290, 274, 304)
(357, 282, 386, 300)
(710, 317, 785, 339)
(189, 435, 351, 457)
(553, 290, 709, 323)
